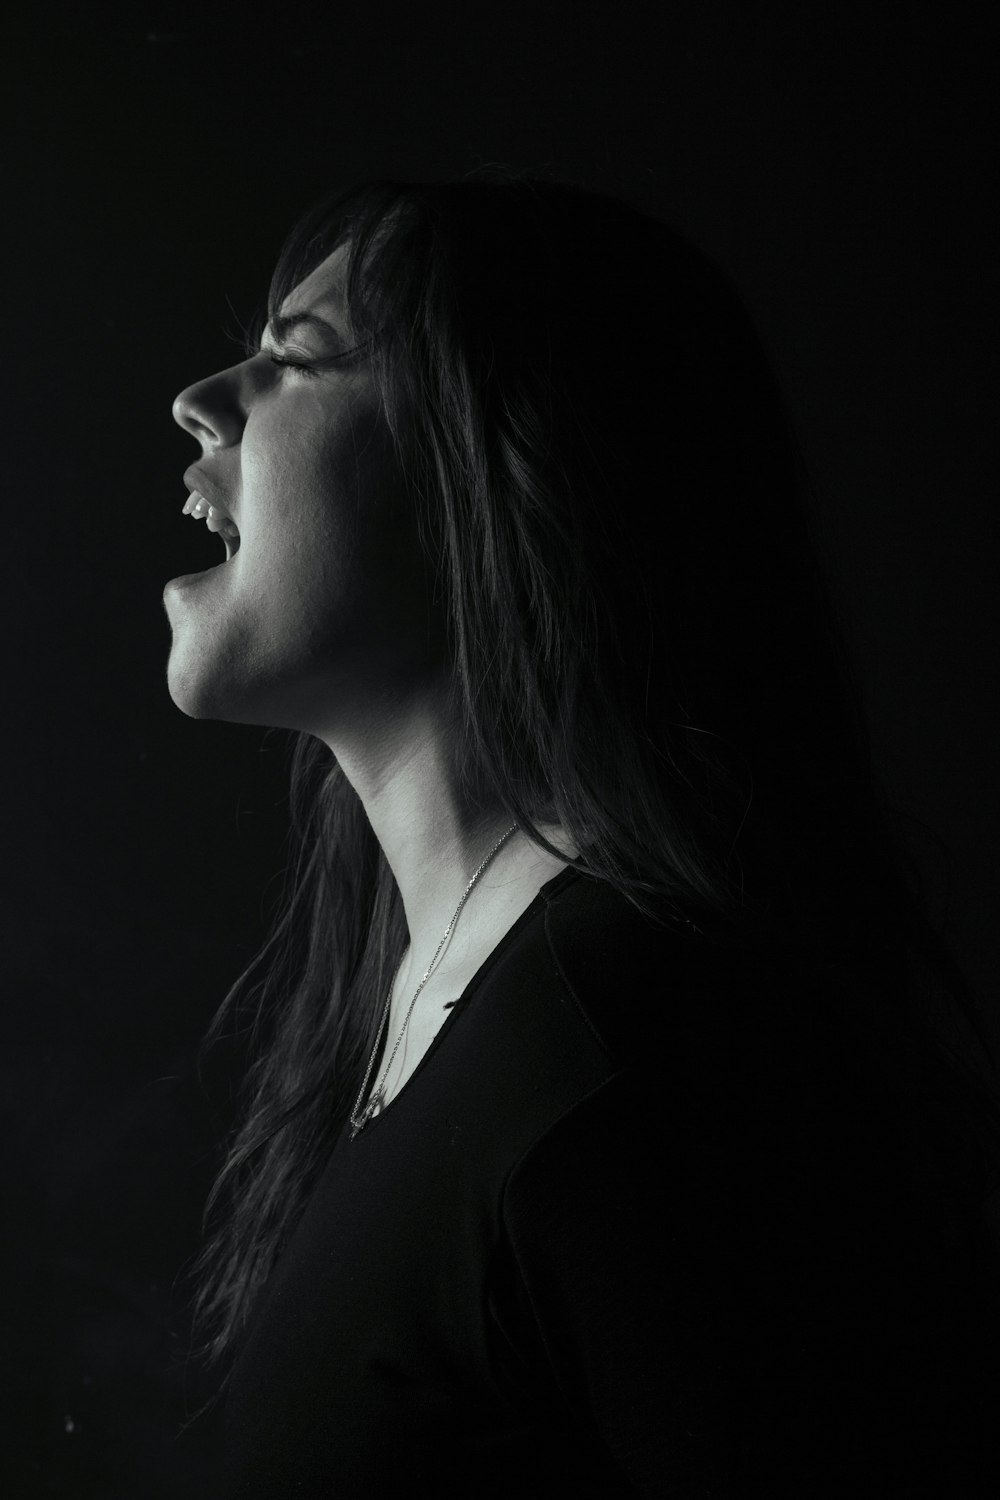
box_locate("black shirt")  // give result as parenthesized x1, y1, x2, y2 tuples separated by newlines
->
(222, 866, 1000, 1496)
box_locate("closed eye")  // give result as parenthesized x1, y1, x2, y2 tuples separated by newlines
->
(267, 353, 322, 379)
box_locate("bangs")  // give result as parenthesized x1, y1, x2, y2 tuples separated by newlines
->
(258, 182, 425, 361)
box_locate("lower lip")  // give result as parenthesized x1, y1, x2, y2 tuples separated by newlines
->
(163, 559, 232, 597)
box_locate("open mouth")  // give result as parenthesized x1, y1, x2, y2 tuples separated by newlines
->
(183, 491, 241, 562)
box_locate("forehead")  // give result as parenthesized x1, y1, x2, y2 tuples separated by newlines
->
(278, 240, 350, 318)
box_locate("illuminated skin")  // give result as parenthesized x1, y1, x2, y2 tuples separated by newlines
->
(165, 243, 443, 738)
(166, 243, 577, 1105)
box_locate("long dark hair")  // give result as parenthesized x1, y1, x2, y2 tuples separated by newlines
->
(182, 171, 1000, 1399)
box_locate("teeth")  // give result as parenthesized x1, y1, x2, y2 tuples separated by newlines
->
(206, 505, 240, 540)
(183, 490, 239, 541)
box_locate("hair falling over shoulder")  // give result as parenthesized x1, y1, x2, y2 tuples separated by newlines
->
(179, 170, 1000, 1405)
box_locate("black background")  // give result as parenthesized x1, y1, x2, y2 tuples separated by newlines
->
(2, 3, 997, 1494)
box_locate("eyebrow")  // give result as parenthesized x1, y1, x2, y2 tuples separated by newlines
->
(264, 310, 342, 344)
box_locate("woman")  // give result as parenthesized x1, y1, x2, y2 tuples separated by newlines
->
(165, 174, 1000, 1496)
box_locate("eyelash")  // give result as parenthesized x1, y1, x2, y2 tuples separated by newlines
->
(267, 353, 322, 379)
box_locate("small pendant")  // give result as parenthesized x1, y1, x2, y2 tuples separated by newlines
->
(350, 1086, 382, 1140)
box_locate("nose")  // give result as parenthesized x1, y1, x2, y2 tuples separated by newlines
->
(172, 367, 245, 448)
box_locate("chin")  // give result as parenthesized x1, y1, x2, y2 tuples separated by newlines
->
(166, 654, 234, 721)
(164, 625, 256, 722)
(165, 637, 327, 734)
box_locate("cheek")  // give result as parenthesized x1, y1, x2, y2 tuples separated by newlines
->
(246, 391, 382, 536)
(345, 419, 427, 574)
(240, 393, 441, 655)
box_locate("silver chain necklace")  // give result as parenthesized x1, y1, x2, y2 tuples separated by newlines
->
(348, 823, 520, 1139)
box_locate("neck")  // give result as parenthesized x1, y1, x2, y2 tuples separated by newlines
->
(318, 676, 575, 977)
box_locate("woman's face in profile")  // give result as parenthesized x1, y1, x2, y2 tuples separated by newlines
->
(164, 242, 441, 738)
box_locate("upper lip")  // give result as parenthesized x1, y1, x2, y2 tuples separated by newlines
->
(183, 465, 236, 524)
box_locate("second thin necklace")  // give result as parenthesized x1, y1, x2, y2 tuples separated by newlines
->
(349, 823, 520, 1139)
